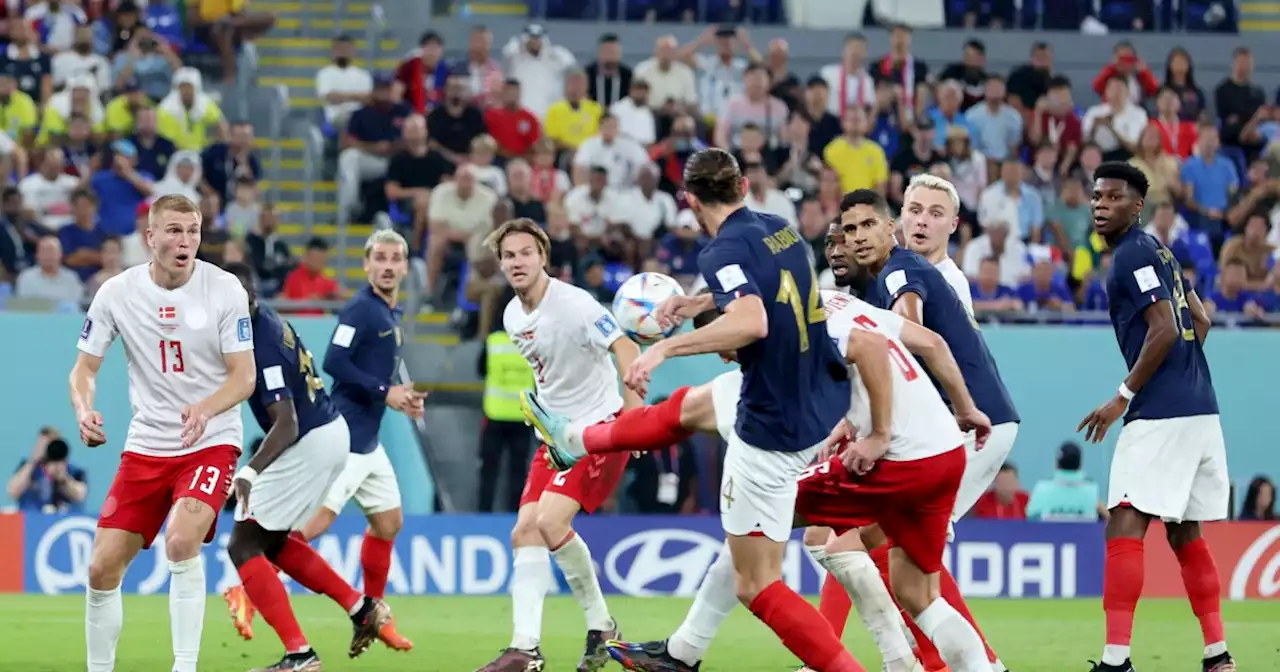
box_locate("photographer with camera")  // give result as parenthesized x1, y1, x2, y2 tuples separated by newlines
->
(6, 426, 88, 512)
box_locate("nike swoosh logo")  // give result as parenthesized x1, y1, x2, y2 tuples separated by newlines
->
(379, 329, 394, 337)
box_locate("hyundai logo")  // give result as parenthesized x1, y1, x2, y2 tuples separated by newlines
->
(603, 529, 724, 597)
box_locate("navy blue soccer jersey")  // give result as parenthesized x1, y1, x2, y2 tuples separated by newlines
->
(1106, 226, 1218, 422)
(864, 247, 1020, 426)
(698, 207, 850, 452)
(248, 306, 340, 442)
(324, 286, 404, 454)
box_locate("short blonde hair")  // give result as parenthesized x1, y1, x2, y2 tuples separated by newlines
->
(470, 134, 497, 153)
(149, 193, 201, 227)
(484, 218, 551, 260)
(904, 174, 961, 214)
(364, 228, 408, 258)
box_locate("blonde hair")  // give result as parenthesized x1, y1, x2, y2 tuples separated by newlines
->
(470, 134, 497, 153)
(149, 193, 201, 227)
(903, 174, 961, 214)
(364, 228, 409, 258)
(484, 217, 551, 260)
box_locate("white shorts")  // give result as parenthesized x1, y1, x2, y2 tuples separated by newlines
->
(709, 369, 743, 442)
(238, 416, 350, 531)
(952, 421, 1020, 521)
(1108, 414, 1229, 522)
(320, 444, 403, 515)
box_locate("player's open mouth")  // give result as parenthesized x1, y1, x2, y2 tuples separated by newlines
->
(830, 264, 848, 276)
(175, 254, 190, 264)
(911, 233, 929, 245)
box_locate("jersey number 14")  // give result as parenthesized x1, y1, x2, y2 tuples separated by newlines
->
(776, 269, 825, 352)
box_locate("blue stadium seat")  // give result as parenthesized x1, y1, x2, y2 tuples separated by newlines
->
(603, 263, 633, 293)
(456, 262, 481, 313)
(388, 201, 412, 226)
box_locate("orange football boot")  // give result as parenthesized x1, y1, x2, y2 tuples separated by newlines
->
(377, 616, 414, 651)
(224, 585, 256, 640)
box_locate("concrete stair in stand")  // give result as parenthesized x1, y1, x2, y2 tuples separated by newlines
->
(1240, 2, 1280, 30)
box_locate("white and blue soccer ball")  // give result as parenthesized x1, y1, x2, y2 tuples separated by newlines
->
(612, 272, 686, 345)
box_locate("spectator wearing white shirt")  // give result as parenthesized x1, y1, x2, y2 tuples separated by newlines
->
(315, 34, 373, 130)
(819, 33, 876, 118)
(502, 23, 575, 120)
(961, 219, 1030, 287)
(52, 26, 111, 93)
(25, 1, 87, 53)
(633, 35, 697, 114)
(681, 25, 759, 120)
(564, 166, 625, 239)
(426, 165, 498, 298)
(18, 149, 78, 230)
(610, 78, 656, 145)
(15, 235, 82, 304)
(743, 160, 798, 228)
(979, 159, 1046, 241)
(1082, 75, 1147, 161)
(572, 113, 649, 188)
(619, 164, 676, 245)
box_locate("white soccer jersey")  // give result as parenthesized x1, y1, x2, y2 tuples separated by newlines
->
(935, 257, 974, 316)
(821, 290, 963, 461)
(504, 278, 625, 425)
(78, 261, 254, 457)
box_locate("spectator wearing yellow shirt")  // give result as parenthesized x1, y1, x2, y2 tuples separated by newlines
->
(104, 81, 153, 139)
(0, 67, 40, 147)
(37, 74, 106, 147)
(191, 0, 276, 84)
(823, 105, 887, 194)
(543, 69, 601, 153)
(156, 67, 228, 151)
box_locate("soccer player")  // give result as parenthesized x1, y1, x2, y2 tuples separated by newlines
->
(1078, 163, 1233, 672)
(221, 262, 392, 672)
(476, 217, 642, 672)
(529, 290, 994, 672)
(71, 194, 257, 672)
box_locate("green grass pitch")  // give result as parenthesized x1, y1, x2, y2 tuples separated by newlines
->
(3, 594, 1277, 671)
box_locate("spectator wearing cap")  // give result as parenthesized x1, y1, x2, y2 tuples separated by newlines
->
(819, 33, 875, 119)
(633, 35, 698, 115)
(93, 0, 144, 55)
(1027, 76, 1082, 175)
(15, 235, 82, 303)
(979, 159, 1045, 241)
(483, 79, 540, 159)
(971, 463, 1028, 520)
(129, 107, 176, 178)
(25, 0, 88, 53)
(544, 68, 601, 154)
(610, 78, 655, 146)
(457, 25, 503, 108)
(1082, 76, 1146, 162)
(38, 74, 105, 147)
(586, 33, 632, 109)
(7, 428, 88, 513)
(426, 73, 486, 167)
(564, 165, 623, 241)
(0, 63, 40, 146)
(656, 209, 706, 289)
(424, 164, 498, 298)
(573, 113, 648, 188)
(1006, 42, 1054, 113)
(316, 34, 372, 133)
(961, 218, 1030, 287)
(91, 139, 154, 235)
(927, 81, 975, 150)
(156, 67, 226, 151)
(743, 161, 797, 229)
(938, 39, 988, 111)
(111, 25, 181, 102)
(5, 19, 52, 105)
(502, 24, 576, 120)
(281, 237, 345, 314)
(395, 30, 449, 115)
(18, 148, 79, 230)
(1092, 42, 1159, 106)
(964, 74, 1022, 169)
(823, 106, 887, 194)
(54, 25, 111, 93)
(683, 25, 758, 121)
(103, 79, 151, 137)
(1027, 443, 1101, 521)
(120, 202, 151, 268)
(338, 73, 411, 218)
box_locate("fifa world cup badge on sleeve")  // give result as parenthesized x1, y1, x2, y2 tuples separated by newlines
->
(595, 314, 618, 338)
(237, 317, 252, 342)
(80, 317, 93, 340)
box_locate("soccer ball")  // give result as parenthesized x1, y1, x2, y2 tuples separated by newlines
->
(612, 272, 686, 345)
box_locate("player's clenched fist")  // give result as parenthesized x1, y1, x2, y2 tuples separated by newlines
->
(653, 293, 714, 330)
(385, 384, 427, 418)
(78, 410, 106, 447)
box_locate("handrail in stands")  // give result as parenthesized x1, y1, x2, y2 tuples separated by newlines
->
(266, 84, 291, 205)
(234, 43, 258, 121)
(366, 3, 388, 69)
(302, 123, 325, 234)
(333, 0, 347, 34)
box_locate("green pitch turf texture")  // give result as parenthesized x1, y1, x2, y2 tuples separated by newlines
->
(3, 594, 1276, 671)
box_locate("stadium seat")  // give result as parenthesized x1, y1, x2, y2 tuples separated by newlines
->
(456, 262, 481, 313)
(603, 262, 633, 293)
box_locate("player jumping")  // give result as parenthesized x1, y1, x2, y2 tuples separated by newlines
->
(530, 288, 995, 671)
(224, 229, 424, 650)
(71, 194, 257, 672)
(475, 218, 642, 672)
(221, 263, 392, 672)
(1078, 163, 1234, 672)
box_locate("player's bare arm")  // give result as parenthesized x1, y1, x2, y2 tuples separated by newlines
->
(841, 329, 894, 474)
(897, 320, 992, 445)
(1187, 289, 1211, 343)
(234, 397, 300, 510)
(609, 336, 645, 409)
(182, 349, 256, 449)
(625, 295, 767, 396)
(1078, 299, 1179, 443)
(69, 351, 106, 447)
(654, 291, 716, 327)
(890, 291, 924, 324)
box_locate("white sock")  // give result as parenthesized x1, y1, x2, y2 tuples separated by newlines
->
(551, 533, 613, 631)
(914, 597, 989, 672)
(992, 658, 1009, 672)
(668, 542, 736, 666)
(1102, 644, 1131, 666)
(822, 551, 914, 669)
(566, 419, 590, 457)
(86, 586, 123, 672)
(168, 556, 206, 672)
(805, 544, 827, 565)
(1204, 642, 1227, 658)
(510, 546, 551, 651)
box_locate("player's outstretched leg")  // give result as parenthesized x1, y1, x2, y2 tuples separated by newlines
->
(1167, 522, 1234, 672)
(525, 387, 694, 470)
(86, 529, 144, 672)
(362, 508, 413, 651)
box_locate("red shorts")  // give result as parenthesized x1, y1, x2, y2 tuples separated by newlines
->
(98, 445, 240, 549)
(796, 446, 965, 573)
(520, 444, 630, 513)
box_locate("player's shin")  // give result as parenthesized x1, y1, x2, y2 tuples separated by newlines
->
(580, 386, 694, 455)
(510, 544, 552, 651)
(85, 586, 123, 672)
(668, 542, 738, 666)
(1102, 537, 1144, 665)
(1173, 536, 1227, 659)
(274, 533, 363, 614)
(913, 597, 990, 672)
(747, 581, 867, 672)
(939, 566, 999, 664)
(238, 555, 311, 652)
(359, 530, 394, 599)
(168, 556, 206, 672)
(825, 551, 915, 669)
(551, 531, 614, 631)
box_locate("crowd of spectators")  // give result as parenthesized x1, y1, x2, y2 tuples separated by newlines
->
(0, 0, 280, 310)
(318, 21, 1280, 336)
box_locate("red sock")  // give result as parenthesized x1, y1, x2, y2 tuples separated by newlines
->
(360, 532, 394, 599)
(818, 572, 853, 638)
(274, 533, 362, 613)
(1104, 537, 1145, 649)
(748, 580, 866, 672)
(870, 545, 946, 670)
(1173, 537, 1225, 649)
(582, 386, 693, 454)
(238, 555, 308, 652)
(939, 566, 998, 663)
